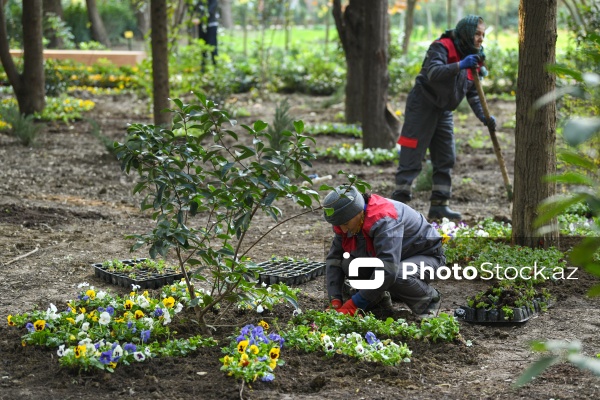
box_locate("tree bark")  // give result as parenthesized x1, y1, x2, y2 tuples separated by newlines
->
(511, 0, 558, 248)
(43, 0, 64, 48)
(401, 0, 416, 55)
(0, 0, 45, 115)
(362, 0, 395, 149)
(220, 0, 233, 29)
(85, 0, 110, 47)
(332, 0, 364, 124)
(151, 0, 171, 127)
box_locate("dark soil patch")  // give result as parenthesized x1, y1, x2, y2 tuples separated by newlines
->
(0, 93, 599, 400)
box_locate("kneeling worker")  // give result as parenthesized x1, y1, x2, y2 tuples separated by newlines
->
(322, 185, 445, 318)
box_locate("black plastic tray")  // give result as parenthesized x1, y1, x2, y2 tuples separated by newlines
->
(454, 298, 548, 324)
(92, 258, 185, 290)
(255, 260, 326, 286)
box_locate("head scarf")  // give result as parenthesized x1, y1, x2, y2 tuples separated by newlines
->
(441, 15, 485, 59)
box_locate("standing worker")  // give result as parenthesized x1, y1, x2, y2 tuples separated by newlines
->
(323, 185, 445, 318)
(194, 0, 219, 66)
(391, 15, 496, 220)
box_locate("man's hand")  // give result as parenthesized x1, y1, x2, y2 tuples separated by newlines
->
(327, 299, 343, 311)
(336, 299, 358, 316)
(459, 54, 480, 70)
(480, 115, 497, 130)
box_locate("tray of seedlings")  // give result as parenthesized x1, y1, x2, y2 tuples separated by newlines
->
(255, 259, 326, 286)
(92, 258, 187, 290)
(454, 281, 553, 324)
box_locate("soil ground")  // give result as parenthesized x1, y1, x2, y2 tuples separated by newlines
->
(1, 92, 599, 400)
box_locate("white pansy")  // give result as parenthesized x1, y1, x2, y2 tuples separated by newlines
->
(98, 311, 111, 325)
(113, 345, 123, 358)
(174, 303, 183, 313)
(144, 346, 152, 356)
(46, 303, 59, 320)
(162, 311, 171, 325)
(355, 344, 365, 355)
(143, 317, 154, 329)
(131, 284, 141, 291)
(77, 282, 90, 288)
(137, 296, 150, 308)
(57, 345, 66, 357)
(75, 313, 85, 323)
(256, 305, 264, 313)
(96, 290, 107, 300)
(81, 322, 90, 331)
(133, 352, 146, 362)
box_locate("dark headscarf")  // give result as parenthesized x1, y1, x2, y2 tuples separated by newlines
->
(440, 15, 485, 59)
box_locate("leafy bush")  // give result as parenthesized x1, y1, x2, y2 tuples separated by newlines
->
(114, 93, 348, 329)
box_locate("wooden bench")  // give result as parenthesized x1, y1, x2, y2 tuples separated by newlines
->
(9, 49, 147, 67)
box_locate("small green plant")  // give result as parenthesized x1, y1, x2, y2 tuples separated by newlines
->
(0, 106, 42, 146)
(267, 98, 294, 151)
(319, 142, 397, 165)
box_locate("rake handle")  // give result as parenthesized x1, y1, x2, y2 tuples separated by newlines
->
(472, 68, 513, 201)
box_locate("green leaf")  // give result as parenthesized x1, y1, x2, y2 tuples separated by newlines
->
(544, 172, 596, 187)
(535, 193, 588, 227)
(567, 354, 600, 375)
(253, 120, 268, 132)
(293, 120, 305, 133)
(514, 356, 558, 387)
(558, 150, 597, 171)
(563, 118, 600, 146)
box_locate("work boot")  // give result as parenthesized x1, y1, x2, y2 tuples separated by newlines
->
(428, 200, 462, 220)
(391, 190, 411, 203)
(417, 289, 442, 319)
(370, 291, 393, 311)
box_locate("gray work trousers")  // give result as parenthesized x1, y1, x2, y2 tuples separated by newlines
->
(342, 251, 446, 315)
(394, 88, 456, 201)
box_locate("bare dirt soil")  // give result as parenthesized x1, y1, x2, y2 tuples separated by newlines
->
(1, 92, 599, 400)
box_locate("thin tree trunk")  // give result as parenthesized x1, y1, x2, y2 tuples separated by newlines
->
(85, 0, 110, 47)
(135, 1, 151, 38)
(151, 0, 171, 127)
(43, 0, 64, 48)
(401, 0, 416, 55)
(362, 0, 395, 149)
(332, 0, 364, 124)
(0, 0, 45, 115)
(512, 0, 558, 248)
(220, 0, 233, 29)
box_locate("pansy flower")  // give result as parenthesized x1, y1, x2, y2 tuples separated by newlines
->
(141, 329, 151, 343)
(269, 347, 280, 360)
(98, 311, 111, 326)
(162, 297, 175, 308)
(249, 345, 259, 355)
(75, 345, 86, 358)
(7, 315, 15, 326)
(34, 320, 46, 331)
(238, 353, 250, 367)
(261, 373, 275, 382)
(25, 322, 34, 333)
(258, 320, 269, 330)
(134, 310, 144, 320)
(237, 340, 249, 353)
(99, 350, 112, 365)
(133, 352, 145, 362)
(124, 300, 134, 310)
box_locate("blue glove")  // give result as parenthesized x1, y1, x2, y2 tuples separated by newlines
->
(479, 115, 497, 130)
(459, 54, 480, 70)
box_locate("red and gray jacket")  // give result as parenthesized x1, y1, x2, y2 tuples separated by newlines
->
(325, 194, 442, 300)
(408, 37, 485, 115)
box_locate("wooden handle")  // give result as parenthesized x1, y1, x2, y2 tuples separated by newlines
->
(472, 69, 513, 201)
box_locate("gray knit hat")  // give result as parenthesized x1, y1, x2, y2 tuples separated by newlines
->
(322, 186, 365, 226)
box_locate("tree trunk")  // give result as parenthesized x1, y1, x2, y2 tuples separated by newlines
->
(0, 0, 45, 115)
(220, 0, 233, 29)
(362, 0, 395, 149)
(151, 0, 171, 127)
(332, 0, 364, 124)
(401, 0, 416, 55)
(85, 0, 110, 47)
(511, 0, 558, 248)
(135, 1, 151, 38)
(43, 0, 64, 48)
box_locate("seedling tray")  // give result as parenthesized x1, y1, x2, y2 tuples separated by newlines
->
(256, 260, 326, 286)
(454, 298, 548, 324)
(92, 258, 185, 290)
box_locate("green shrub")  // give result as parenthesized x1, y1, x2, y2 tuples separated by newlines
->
(0, 106, 42, 146)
